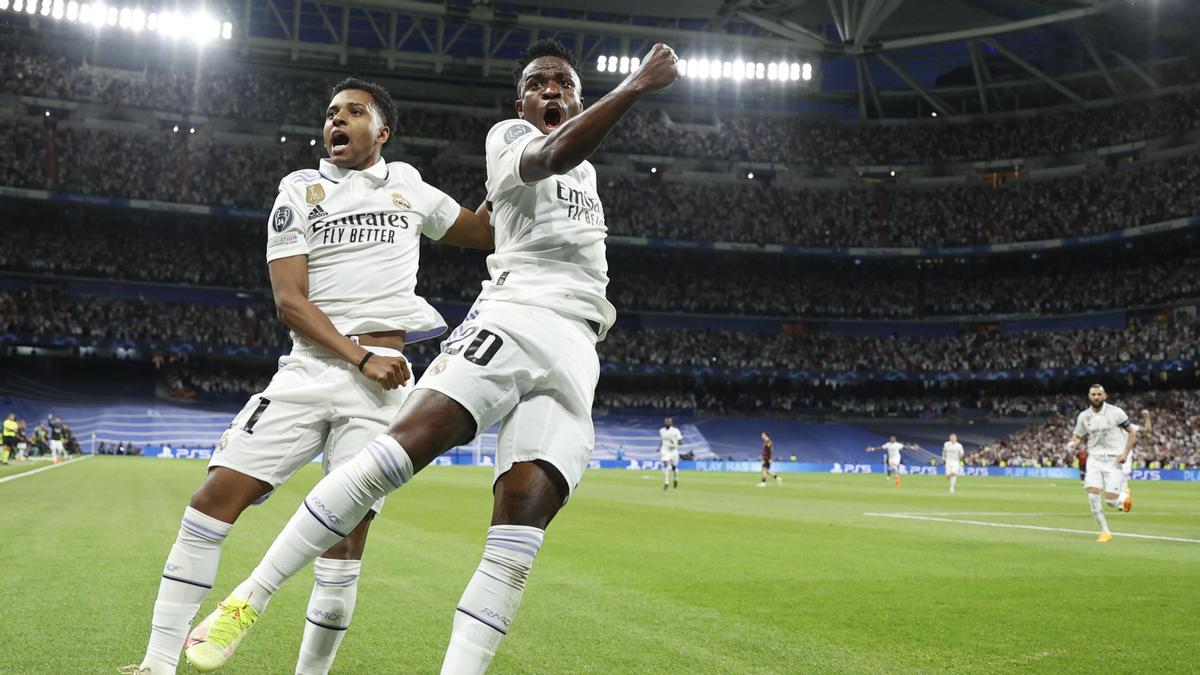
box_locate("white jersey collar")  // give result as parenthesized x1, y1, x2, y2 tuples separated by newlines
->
(318, 156, 389, 184)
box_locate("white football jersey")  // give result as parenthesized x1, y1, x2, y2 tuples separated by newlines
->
(943, 442, 964, 462)
(882, 441, 905, 463)
(659, 426, 683, 454)
(266, 157, 460, 341)
(1073, 402, 1131, 458)
(479, 119, 617, 340)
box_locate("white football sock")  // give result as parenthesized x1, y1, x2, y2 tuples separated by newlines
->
(143, 507, 232, 670)
(295, 558, 361, 675)
(662, 464, 670, 486)
(1104, 496, 1123, 509)
(238, 436, 412, 614)
(949, 475, 957, 492)
(440, 525, 545, 675)
(1089, 494, 1109, 533)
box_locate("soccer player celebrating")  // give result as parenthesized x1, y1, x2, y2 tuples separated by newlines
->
(1118, 409, 1151, 509)
(658, 417, 683, 490)
(1066, 384, 1137, 543)
(867, 436, 906, 486)
(942, 433, 964, 493)
(120, 78, 493, 675)
(757, 432, 781, 486)
(179, 39, 680, 673)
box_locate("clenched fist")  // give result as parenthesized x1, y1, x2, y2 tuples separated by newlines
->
(629, 43, 680, 95)
(361, 354, 411, 390)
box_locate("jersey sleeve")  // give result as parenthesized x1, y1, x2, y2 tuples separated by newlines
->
(413, 175, 462, 241)
(485, 119, 542, 201)
(1114, 408, 1131, 430)
(265, 179, 309, 262)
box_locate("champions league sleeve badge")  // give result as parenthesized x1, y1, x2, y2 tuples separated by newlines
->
(503, 123, 533, 144)
(272, 205, 295, 232)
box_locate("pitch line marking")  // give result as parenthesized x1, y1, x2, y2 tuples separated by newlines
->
(0, 455, 92, 485)
(889, 511, 1189, 517)
(864, 512, 1200, 544)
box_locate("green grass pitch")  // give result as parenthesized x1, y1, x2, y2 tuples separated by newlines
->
(2, 457, 1198, 673)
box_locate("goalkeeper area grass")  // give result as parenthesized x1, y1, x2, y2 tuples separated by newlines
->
(1, 456, 1197, 673)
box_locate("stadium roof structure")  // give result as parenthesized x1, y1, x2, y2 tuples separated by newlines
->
(4, 0, 1198, 117)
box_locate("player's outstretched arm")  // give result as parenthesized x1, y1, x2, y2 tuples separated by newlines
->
(520, 42, 679, 182)
(439, 202, 494, 250)
(269, 255, 410, 389)
(1141, 410, 1152, 433)
(1066, 434, 1084, 451)
(1117, 427, 1137, 463)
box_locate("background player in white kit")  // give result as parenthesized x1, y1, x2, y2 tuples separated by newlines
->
(1067, 384, 1137, 543)
(120, 78, 493, 675)
(942, 433, 965, 493)
(659, 417, 683, 490)
(867, 436, 907, 487)
(184, 40, 681, 674)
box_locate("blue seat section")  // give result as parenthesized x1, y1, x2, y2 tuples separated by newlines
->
(1, 394, 1033, 463)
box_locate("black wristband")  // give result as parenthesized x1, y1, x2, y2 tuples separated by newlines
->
(357, 352, 373, 372)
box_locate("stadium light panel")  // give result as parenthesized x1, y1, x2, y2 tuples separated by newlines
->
(131, 7, 144, 31)
(606, 57, 617, 73)
(790, 63, 800, 81)
(279, 135, 287, 143)
(755, 62, 765, 79)
(44, 110, 50, 117)
(79, 2, 89, 22)
(0, 1, 9, 12)
(26, 0, 36, 13)
(52, 0, 64, 18)
(931, 111, 938, 117)
(618, 56, 629, 74)
(171, 125, 178, 132)
(41, 0, 51, 16)
(722, 61, 732, 78)
(767, 63, 777, 80)
(106, 5, 116, 25)
(630, 57, 640, 70)
(650, 166, 657, 174)
(747, 172, 754, 179)
(118, 6, 129, 27)
(802, 62, 813, 81)
(596, 55, 606, 71)
(67, 1, 76, 20)
(309, 139, 317, 146)
(188, 127, 195, 134)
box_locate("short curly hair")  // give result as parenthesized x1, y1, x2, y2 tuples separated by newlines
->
(330, 77, 398, 146)
(513, 38, 581, 92)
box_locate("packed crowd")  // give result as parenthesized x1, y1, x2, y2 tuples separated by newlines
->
(598, 153, 1200, 246)
(4, 284, 1196, 375)
(4, 200, 1200, 321)
(971, 389, 1200, 469)
(4, 42, 1199, 166)
(5, 115, 1199, 248)
(599, 313, 1200, 373)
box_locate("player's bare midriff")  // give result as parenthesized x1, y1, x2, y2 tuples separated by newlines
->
(353, 330, 406, 351)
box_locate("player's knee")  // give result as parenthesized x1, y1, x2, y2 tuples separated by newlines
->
(189, 468, 270, 521)
(385, 391, 476, 469)
(492, 461, 566, 529)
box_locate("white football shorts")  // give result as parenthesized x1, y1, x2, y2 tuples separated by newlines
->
(1084, 456, 1124, 494)
(945, 460, 961, 476)
(660, 451, 680, 467)
(416, 300, 600, 502)
(209, 340, 411, 513)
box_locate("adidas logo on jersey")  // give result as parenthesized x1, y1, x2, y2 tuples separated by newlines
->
(308, 205, 328, 221)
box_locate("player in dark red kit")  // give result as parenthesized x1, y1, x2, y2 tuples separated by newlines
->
(758, 432, 781, 487)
